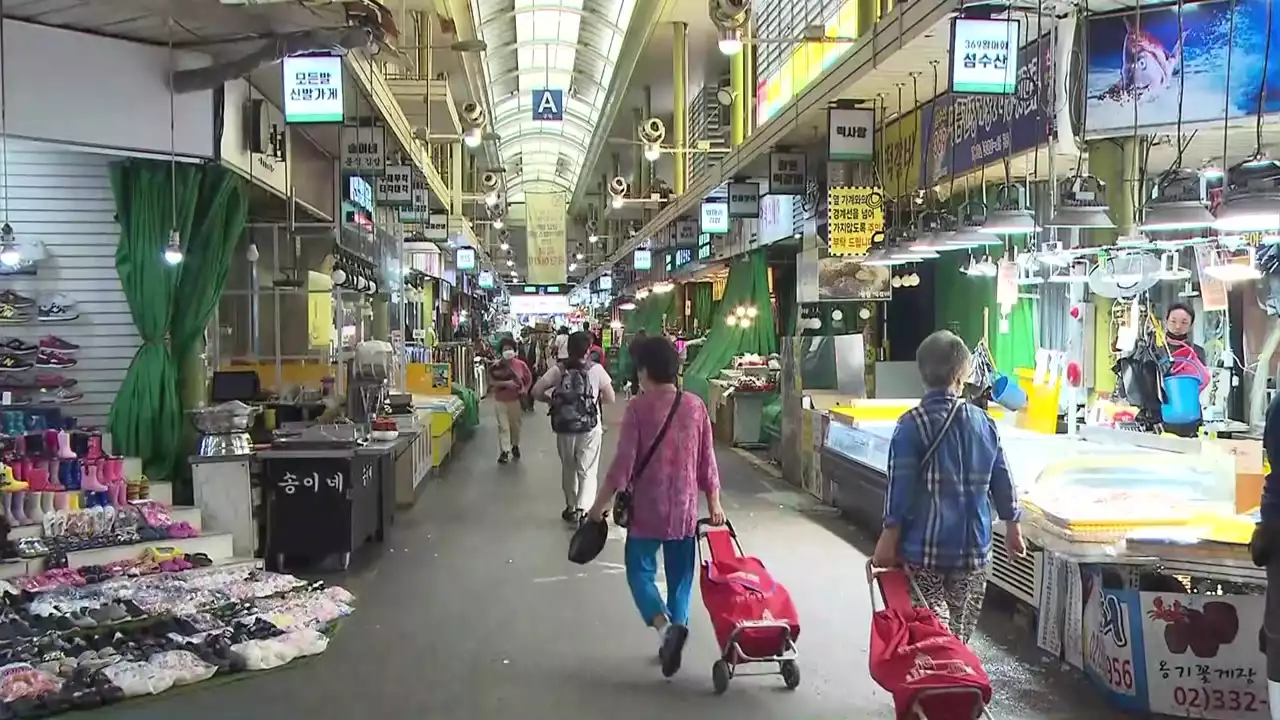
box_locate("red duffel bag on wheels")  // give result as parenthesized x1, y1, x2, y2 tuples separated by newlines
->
(698, 519, 801, 695)
(866, 560, 992, 720)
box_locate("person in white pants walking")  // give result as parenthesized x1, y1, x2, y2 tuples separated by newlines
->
(533, 331, 616, 523)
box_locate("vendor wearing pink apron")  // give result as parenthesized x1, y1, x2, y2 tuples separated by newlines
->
(1162, 302, 1210, 438)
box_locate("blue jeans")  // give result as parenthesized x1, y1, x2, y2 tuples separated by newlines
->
(625, 535, 696, 627)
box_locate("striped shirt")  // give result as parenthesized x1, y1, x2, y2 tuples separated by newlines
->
(883, 390, 1021, 572)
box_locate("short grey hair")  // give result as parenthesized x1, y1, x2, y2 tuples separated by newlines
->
(916, 330, 972, 390)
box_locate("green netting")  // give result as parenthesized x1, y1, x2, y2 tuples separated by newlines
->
(451, 385, 480, 440)
(761, 395, 782, 442)
(683, 251, 777, 404)
(688, 282, 715, 333)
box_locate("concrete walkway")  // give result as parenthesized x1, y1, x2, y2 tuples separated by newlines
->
(98, 404, 1127, 719)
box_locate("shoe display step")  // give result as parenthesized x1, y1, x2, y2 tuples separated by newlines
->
(60, 533, 234, 571)
(9, 505, 203, 540)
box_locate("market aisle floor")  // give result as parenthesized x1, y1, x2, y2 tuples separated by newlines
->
(98, 405, 1128, 720)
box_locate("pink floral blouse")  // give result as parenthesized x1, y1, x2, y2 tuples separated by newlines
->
(604, 389, 720, 540)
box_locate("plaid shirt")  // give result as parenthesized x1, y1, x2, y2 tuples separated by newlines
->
(884, 390, 1020, 572)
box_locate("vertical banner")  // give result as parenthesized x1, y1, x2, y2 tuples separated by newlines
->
(525, 191, 567, 284)
(880, 111, 922, 198)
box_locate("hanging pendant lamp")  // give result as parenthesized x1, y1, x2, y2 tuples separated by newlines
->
(1046, 174, 1116, 229)
(1140, 169, 1216, 232)
(1213, 159, 1280, 233)
(949, 201, 1004, 247)
(980, 184, 1040, 235)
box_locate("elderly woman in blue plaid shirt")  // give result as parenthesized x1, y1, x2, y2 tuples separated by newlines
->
(872, 330, 1025, 643)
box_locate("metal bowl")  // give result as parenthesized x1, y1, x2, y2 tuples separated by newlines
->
(189, 403, 259, 434)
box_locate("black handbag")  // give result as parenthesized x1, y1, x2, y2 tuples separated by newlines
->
(613, 391, 683, 529)
(568, 516, 609, 565)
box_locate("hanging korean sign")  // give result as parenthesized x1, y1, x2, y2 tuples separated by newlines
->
(826, 186, 884, 256)
(768, 152, 807, 194)
(727, 182, 761, 218)
(827, 107, 876, 160)
(949, 18, 1021, 95)
(282, 55, 344, 123)
(675, 219, 699, 247)
(922, 37, 1052, 185)
(525, 191, 567, 284)
(455, 247, 476, 271)
(340, 126, 386, 175)
(375, 165, 414, 207)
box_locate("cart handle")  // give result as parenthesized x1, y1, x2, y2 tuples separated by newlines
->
(696, 517, 744, 563)
(865, 559, 925, 613)
(696, 517, 736, 537)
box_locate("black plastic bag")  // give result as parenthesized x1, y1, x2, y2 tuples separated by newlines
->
(568, 517, 609, 565)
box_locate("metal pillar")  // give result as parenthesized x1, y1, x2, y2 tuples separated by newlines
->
(743, 22, 755, 134)
(450, 142, 463, 216)
(641, 86, 653, 193)
(730, 42, 747, 147)
(672, 22, 689, 196)
(413, 10, 430, 82)
(632, 108, 644, 195)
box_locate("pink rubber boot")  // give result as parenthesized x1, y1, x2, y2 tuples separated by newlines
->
(81, 462, 107, 492)
(56, 430, 76, 460)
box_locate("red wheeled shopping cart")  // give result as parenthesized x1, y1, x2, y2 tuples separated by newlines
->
(697, 519, 801, 695)
(866, 560, 993, 719)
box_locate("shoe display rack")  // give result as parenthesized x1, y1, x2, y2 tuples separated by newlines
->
(0, 562, 354, 715)
(0, 290, 84, 409)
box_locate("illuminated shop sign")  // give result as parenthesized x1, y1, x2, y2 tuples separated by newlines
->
(756, 0, 859, 124)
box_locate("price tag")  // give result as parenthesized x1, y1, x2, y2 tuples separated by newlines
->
(1142, 592, 1268, 718)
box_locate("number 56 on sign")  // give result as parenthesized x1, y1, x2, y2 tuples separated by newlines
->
(827, 186, 884, 257)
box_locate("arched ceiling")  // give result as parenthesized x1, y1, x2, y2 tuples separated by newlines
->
(470, 0, 639, 204)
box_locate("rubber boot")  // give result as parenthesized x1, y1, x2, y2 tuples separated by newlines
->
(23, 492, 41, 526)
(81, 463, 106, 493)
(66, 491, 79, 512)
(42, 429, 57, 458)
(56, 430, 75, 460)
(38, 491, 53, 517)
(86, 434, 103, 461)
(10, 491, 28, 525)
(52, 491, 67, 512)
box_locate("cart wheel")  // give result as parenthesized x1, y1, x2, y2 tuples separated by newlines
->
(712, 660, 731, 695)
(780, 660, 801, 690)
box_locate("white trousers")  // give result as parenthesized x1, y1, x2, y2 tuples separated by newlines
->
(556, 428, 603, 511)
(494, 400, 523, 453)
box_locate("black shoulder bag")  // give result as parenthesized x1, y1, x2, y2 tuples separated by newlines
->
(613, 391, 683, 528)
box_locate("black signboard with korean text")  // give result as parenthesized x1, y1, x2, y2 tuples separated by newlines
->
(263, 454, 379, 569)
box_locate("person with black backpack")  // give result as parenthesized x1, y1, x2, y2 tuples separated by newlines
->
(532, 331, 616, 523)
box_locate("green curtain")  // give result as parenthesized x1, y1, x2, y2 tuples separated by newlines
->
(683, 251, 777, 403)
(688, 282, 714, 334)
(989, 297, 1038, 375)
(109, 161, 248, 482)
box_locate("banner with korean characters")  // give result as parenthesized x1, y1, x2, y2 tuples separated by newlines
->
(768, 152, 807, 195)
(340, 125, 386, 175)
(1141, 592, 1267, 718)
(375, 165, 416, 207)
(826, 186, 884, 256)
(525, 191, 567, 284)
(921, 37, 1053, 186)
(1082, 565, 1150, 712)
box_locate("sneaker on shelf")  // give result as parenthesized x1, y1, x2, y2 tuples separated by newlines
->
(0, 339, 35, 355)
(1, 394, 30, 407)
(35, 350, 75, 369)
(0, 304, 31, 325)
(38, 387, 83, 404)
(38, 336, 78, 354)
(0, 355, 32, 373)
(37, 302, 78, 323)
(33, 374, 74, 389)
(0, 375, 35, 390)
(0, 291, 35, 309)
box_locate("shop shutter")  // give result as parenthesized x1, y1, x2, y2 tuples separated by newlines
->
(0, 138, 138, 428)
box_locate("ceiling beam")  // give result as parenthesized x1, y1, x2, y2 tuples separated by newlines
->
(568, 0, 672, 215)
(438, 0, 502, 170)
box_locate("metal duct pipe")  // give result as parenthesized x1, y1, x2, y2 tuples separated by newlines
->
(171, 28, 374, 93)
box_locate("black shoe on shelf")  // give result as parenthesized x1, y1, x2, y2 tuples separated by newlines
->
(511, 445, 521, 460)
(498, 452, 509, 464)
(0, 291, 34, 309)
(0, 339, 34, 355)
(0, 355, 31, 372)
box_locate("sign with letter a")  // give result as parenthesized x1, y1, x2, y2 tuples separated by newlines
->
(532, 89, 564, 121)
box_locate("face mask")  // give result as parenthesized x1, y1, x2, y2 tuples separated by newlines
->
(502, 350, 516, 360)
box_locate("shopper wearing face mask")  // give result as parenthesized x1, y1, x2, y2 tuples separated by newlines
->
(489, 337, 532, 464)
(1163, 302, 1210, 438)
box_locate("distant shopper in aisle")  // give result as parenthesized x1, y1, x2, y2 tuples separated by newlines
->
(553, 326, 571, 360)
(588, 336, 724, 678)
(489, 337, 532, 464)
(873, 329, 1024, 644)
(534, 331, 615, 522)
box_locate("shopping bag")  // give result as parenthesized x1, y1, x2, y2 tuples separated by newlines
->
(869, 606, 992, 720)
(567, 518, 608, 565)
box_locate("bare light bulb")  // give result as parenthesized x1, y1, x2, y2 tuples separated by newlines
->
(588, 234, 599, 244)
(0, 225, 19, 268)
(245, 243, 260, 263)
(493, 218, 505, 230)
(463, 127, 483, 147)
(163, 230, 183, 266)
(611, 196, 624, 209)
(499, 242, 510, 251)
(575, 252, 584, 260)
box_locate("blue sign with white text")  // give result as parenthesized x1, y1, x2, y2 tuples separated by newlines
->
(532, 89, 564, 121)
(921, 37, 1052, 185)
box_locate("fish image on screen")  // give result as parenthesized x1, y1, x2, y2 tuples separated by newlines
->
(1086, 0, 1280, 136)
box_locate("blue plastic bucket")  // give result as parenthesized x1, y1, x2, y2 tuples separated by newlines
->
(992, 374, 1028, 411)
(1161, 375, 1202, 425)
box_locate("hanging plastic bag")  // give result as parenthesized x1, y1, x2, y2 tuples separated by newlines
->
(967, 342, 996, 391)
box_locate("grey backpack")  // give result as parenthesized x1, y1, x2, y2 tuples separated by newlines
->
(550, 362, 599, 434)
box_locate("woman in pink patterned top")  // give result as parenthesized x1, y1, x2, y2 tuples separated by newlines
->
(588, 337, 725, 678)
